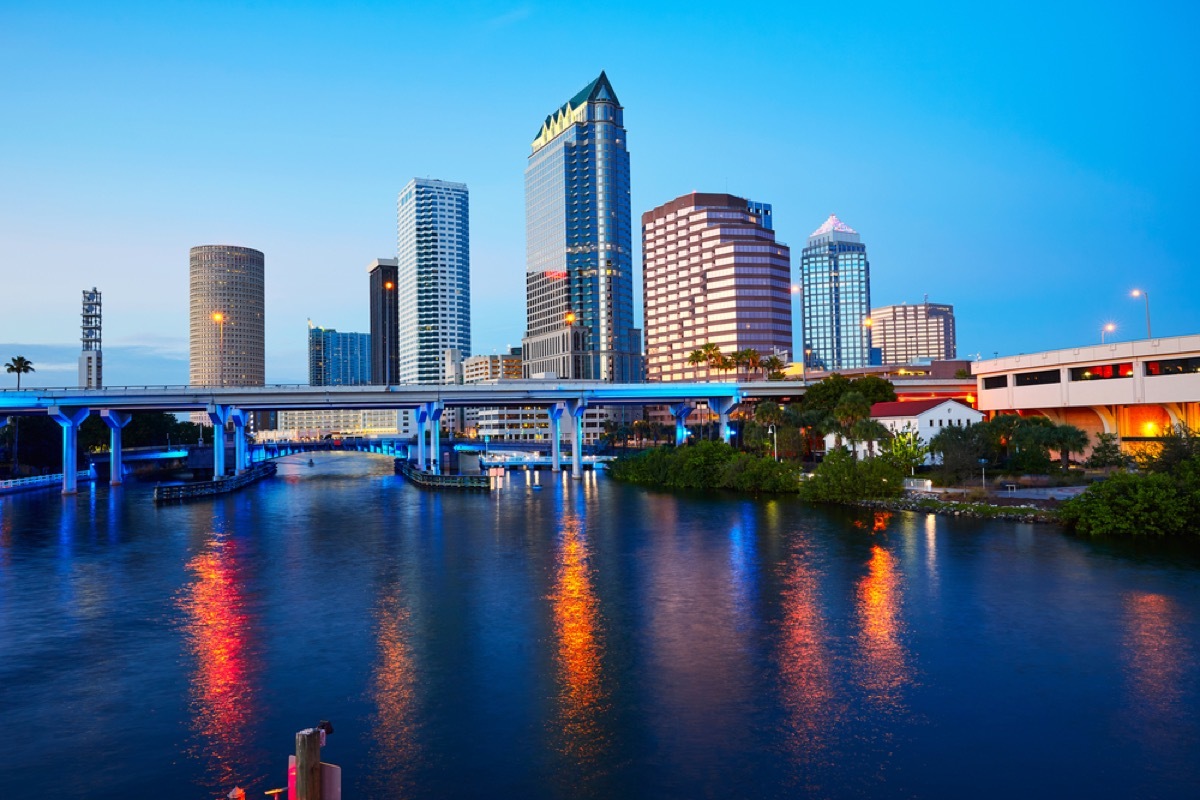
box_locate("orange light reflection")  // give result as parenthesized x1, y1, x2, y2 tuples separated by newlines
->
(855, 545, 910, 709)
(178, 537, 265, 792)
(778, 544, 835, 772)
(549, 516, 608, 763)
(1124, 592, 1185, 724)
(367, 588, 420, 795)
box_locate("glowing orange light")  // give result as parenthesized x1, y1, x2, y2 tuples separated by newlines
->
(863, 317, 874, 328)
(565, 311, 577, 325)
(856, 545, 909, 706)
(211, 312, 224, 323)
(384, 281, 394, 290)
(1143, 422, 1159, 436)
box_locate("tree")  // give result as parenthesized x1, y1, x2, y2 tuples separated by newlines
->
(851, 419, 892, 457)
(755, 401, 784, 427)
(4, 356, 34, 474)
(1049, 423, 1090, 470)
(954, 368, 972, 379)
(929, 423, 986, 483)
(742, 348, 762, 379)
(833, 391, 871, 452)
(885, 424, 929, 475)
(802, 374, 853, 414)
(1139, 424, 1200, 473)
(761, 355, 786, 380)
(849, 375, 897, 406)
(1086, 432, 1130, 469)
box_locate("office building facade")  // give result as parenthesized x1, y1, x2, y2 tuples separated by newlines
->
(522, 71, 642, 381)
(801, 215, 872, 370)
(308, 322, 371, 386)
(643, 192, 791, 381)
(368, 258, 399, 385)
(79, 287, 102, 388)
(397, 178, 470, 385)
(869, 301, 957, 365)
(189, 245, 265, 387)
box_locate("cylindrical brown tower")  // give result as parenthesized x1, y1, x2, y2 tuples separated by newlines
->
(189, 245, 265, 387)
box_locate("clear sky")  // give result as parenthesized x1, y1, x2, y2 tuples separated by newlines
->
(2, 0, 1197, 387)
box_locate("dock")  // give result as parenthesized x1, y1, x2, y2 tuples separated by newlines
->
(153, 462, 277, 503)
(394, 459, 490, 491)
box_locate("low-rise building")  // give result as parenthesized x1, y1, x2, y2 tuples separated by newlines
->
(823, 398, 983, 461)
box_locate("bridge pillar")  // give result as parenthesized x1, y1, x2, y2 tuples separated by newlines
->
(670, 403, 694, 447)
(429, 402, 444, 475)
(0, 416, 8, 431)
(49, 406, 90, 494)
(707, 395, 738, 444)
(230, 409, 249, 475)
(415, 406, 428, 469)
(100, 410, 132, 485)
(565, 399, 587, 480)
(207, 404, 230, 479)
(548, 403, 564, 472)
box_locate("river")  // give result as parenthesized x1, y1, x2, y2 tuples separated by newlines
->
(3, 452, 1198, 798)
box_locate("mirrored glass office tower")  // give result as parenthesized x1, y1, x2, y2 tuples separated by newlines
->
(522, 71, 642, 381)
(801, 215, 872, 370)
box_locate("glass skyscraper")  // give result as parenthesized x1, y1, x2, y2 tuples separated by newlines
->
(367, 257, 399, 385)
(308, 322, 371, 386)
(522, 71, 641, 381)
(801, 214, 873, 370)
(397, 178, 470, 385)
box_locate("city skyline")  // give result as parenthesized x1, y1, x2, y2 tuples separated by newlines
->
(2, 2, 1198, 388)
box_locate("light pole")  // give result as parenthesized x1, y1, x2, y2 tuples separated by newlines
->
(1131, 289, 1151, 339)
(1101, 322, 1115, 343)
(211, 311, 225, 386)
(769, 423, 778, 461)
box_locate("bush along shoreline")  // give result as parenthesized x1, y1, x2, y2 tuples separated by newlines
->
(605, 441, 800, 493)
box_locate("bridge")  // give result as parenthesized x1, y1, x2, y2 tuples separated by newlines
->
(0, 377, 972, 493)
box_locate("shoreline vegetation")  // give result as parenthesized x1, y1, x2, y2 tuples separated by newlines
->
(604, 373, 1200, 538)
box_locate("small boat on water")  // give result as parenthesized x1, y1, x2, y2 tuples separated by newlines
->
(308, 459, 315, 467)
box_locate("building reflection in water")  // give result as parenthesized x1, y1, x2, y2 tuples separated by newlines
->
(778, 540, 836, 775)
(1123, 592, 1190, 747)
(549, 505, 609, 767)
(366, 585, 420, 796)
(178, 535, 265, 791)
(855, 545, 910, 711)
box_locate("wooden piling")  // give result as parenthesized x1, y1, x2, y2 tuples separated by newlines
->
(296, 728, 323, 800)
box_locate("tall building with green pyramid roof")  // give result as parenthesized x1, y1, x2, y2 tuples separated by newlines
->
(522, 71, 642, 382)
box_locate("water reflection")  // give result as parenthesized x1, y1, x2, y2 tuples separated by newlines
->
(178, 535, 265, 791)
(1123, 592, 1189, 732)
(367, 586, 420, 796)
(855, 545, 910, 710)
(778, 541, 836, 776)
(549, 509, 609, 765)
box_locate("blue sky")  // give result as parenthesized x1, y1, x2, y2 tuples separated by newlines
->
(2, 0, 1197, 387)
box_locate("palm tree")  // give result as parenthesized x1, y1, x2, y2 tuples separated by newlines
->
(742, 349, 762, 379)
(5, 356, 34, 475)
(833, 391, 871, 454)
(1051, 423, 1090, 470)
(761, 355, 785, 380)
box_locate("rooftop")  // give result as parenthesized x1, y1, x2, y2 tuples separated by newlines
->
(810, 214, 858, 238)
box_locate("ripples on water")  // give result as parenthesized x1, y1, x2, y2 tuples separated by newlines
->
(2, 452, 1200, 799)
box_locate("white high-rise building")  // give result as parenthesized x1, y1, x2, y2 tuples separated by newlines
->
(397, 178, 470, 385)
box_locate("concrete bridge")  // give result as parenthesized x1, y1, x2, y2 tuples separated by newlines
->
(0, 378, 969, 493)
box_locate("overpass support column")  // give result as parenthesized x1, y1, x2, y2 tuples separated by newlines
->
(100, 410, 132, 485)
(49, 406, 90, 494)
(207, 404, 230, 479)
(548, 403, 564, 472)
(415, 407, 428, 469)
(230, 409, 249, 475)
(565, 399, 587, 480)
(429, 402, 444, 475)
(670, 403, 694, 447)
(707, 395, 738, 444)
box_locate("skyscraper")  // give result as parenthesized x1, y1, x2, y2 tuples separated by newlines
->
(397, 178, 470, 385)
(78, 287, 102, 388)
(801, 215, 872, 370)
(522, 71, 641, 381)
(643, 192, 791, 381)
(189, 245, 265, 387)
(308, 321, 371, 386)
(869, 301, 957, 365)
(368, 257, 399, 385)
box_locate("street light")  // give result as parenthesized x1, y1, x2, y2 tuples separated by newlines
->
(768, 423, 778, 462)
(1131, 289, 1152, 339)
(211, 311, 225, 386)
(1101, 322, 1115, 343)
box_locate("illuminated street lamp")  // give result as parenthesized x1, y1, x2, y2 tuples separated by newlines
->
(768, 423, 778, 462)
(1101, 322, 1115, 343)
(1131, 289, 1151, 339)
(211, 311, 225, 386)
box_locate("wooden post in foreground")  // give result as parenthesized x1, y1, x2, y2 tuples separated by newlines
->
(296, 728, 323, 800)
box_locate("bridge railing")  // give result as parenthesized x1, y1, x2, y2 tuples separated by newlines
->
(0, 470, 94, 493)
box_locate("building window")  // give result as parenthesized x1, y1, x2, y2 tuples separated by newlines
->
(1014, 369, 1061, 387)
(1069, 363, 1134, 381)
(1145, 357, 1200, 376)
(982, 375, 1008, 390)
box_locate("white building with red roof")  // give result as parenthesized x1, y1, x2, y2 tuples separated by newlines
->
(823, 398, 984, 461)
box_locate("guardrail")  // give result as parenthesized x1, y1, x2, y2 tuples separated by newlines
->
(153, 462, 277, 504)
(394, 460, 490, 491)
(0, 470, 94, 494)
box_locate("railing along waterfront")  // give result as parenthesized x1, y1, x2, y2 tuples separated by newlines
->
(394, 459, 490, 491)
(0, 470, 94, 495)
(153, 462, 277, 504)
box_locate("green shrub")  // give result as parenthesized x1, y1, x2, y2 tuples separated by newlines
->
(1059, 472, 1191, 537)
(606, 441, 800, 493)
(799, 449, 904, 503)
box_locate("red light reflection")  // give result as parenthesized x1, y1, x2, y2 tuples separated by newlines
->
(855, 545, 910, 709)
